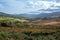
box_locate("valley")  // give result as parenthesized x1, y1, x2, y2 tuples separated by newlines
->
(0, 0, 60, 40)
(0, 12, 60, 40)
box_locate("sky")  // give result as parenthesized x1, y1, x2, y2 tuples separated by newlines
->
(0, 0, 60, 14)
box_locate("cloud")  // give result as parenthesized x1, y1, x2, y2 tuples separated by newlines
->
(28, 0, 60, 9)
(0, 0, 39, 14)
(0, 0, 60, 14)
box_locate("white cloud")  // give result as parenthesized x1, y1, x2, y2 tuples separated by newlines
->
(27, 0, 60, 14)
(0, 0, 60, 14)
(28, 1, 60, 9)
(54, 3, 60, 6)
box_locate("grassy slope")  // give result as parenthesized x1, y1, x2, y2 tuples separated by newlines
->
(0, 16, 30, 28)
(0, 17, 60, 40)
(0, 17, 27, 22)
(0, 16, 60, 32)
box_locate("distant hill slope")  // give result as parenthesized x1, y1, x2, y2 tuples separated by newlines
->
(15, 11, 60, 19)
(28, 18, 60, 27)
(36, 11, 60, 18)
(0, 12, 10, 17)
(0, 11, 60, 19)
(0, 12, 25, 19)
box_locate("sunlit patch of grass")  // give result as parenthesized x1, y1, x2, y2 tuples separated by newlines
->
(0, 17, 28, 22)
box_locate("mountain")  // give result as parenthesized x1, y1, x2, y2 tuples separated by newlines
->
(14, 14, 38, 19)
(36, 11, 60, 18)
(0, 12, 30, 19)
(0, 12, 21, 18)
(0, 12, 10, 16)
(0, 11, 60, 19)
(38, 9, 60, 12)
(14, 11, 60, 19)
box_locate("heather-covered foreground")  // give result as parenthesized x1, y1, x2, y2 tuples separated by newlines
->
(0, 28, 60, 40)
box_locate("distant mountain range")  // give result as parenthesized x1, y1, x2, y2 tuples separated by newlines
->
(0, 11, 60, 19)
(36, 11, 60, 18)
(0, 12, 24, 18)
(0, 12, 10, 16)
(14, 11, 60, 19)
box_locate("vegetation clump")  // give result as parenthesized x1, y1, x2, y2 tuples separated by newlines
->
(0, 31, 59, 40)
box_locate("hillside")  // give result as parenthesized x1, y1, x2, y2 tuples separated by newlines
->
(0, 12, 60, 40)
(13, 11, 60, 19)
(31, 18, 60, 25)
(0, 16, 28, 27)
(0, 12, 60, 28)
(36, 11, 60, 18)
(0, 12, 14, 17)
(27, 18, 60, 28)
(0, 12, 26, 19)
(0, 11, 60, 19)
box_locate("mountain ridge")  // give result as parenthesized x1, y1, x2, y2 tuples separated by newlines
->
(0, 11, 60, 19)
